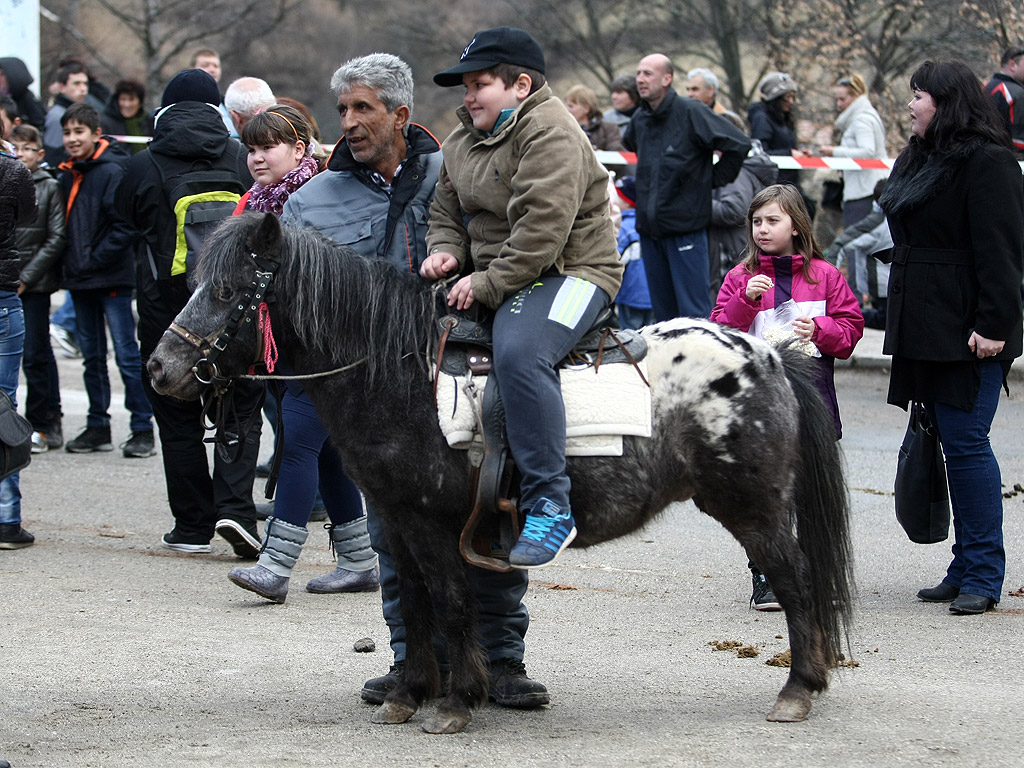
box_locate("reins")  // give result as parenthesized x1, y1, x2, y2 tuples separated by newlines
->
(234, 359, 369, 382)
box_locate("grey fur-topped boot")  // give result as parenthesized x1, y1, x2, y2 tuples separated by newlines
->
(228, 517, 309, 603)
(306, 516, 380, 593)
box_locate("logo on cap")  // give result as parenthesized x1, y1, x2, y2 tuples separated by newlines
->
(461, 37, 477, 61)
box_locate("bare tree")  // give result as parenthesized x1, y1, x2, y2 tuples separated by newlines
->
(504, 0, 653, 88)
(653, 0, 768, 112)
(42, 0, 301, 107)
(768, 0, 1022, 147)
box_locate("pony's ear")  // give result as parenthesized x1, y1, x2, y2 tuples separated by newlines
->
(247, 212, 283, 257)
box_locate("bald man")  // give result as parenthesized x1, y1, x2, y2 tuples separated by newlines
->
(624, 53, 750, 320)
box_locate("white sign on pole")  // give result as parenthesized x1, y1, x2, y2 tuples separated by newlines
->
(1, 0, 42, 98)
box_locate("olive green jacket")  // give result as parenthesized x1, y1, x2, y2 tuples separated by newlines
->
(427, 84, 622, 309)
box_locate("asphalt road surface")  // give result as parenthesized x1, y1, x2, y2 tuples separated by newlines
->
(2, 359, 1022, 767)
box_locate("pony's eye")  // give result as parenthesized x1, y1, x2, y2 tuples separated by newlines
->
(213, 287, 235, 302)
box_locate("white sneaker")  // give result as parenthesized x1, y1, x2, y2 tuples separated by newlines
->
(50, 324, 81, 359)
(30, 432, 48, 454)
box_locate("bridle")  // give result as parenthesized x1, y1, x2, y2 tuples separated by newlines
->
(164, 248, 367, 464)
(163, 249, 280, 463)
(167, 249, 280, 395)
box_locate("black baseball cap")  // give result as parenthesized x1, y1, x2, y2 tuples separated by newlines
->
(433, 26, 545, 87)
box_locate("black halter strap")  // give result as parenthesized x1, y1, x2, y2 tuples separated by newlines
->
(198, 250, 280, 390)
(165, 249, 281, 463)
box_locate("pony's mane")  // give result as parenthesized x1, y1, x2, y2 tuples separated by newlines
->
(194, 214, 437, 387)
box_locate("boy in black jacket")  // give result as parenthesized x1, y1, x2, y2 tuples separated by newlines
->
(57, 102, 154, 457)
(11, 124, 66, 451)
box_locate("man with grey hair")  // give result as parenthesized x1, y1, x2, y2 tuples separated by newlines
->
(687, 67, 744, 126)
(281, 52, 548, 710)
(686, 68, 720, 110)
(223, 76, 275, 135)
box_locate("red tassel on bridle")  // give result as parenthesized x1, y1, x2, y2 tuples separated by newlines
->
(249, 301, 278, 374)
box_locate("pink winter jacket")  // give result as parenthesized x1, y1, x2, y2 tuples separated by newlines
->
(711, 253, 864, 437)
(711, 253, 863, 359)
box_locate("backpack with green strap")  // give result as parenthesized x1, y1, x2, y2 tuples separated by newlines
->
(150, 154, 247, 279)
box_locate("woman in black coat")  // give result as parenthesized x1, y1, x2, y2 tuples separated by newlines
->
(879, 60, 1024, 615)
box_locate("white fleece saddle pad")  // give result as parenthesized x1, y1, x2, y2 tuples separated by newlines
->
(435, 361, 652, 457)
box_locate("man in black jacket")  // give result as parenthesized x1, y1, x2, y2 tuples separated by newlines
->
(115, 69, 262, 558)
(57, 103, 155, 458)
(624, 53, 750, 320)
(984, 46, 1024, 154)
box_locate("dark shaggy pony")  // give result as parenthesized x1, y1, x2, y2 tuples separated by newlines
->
(149, 214, 854, 734)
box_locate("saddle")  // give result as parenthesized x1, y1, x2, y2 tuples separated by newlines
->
(432, 309, 649, 573)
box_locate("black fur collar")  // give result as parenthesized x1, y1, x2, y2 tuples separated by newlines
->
(880, 138, 984, 217)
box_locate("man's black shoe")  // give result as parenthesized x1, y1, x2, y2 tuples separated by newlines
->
(0, 523, 35, 549)
(215, 518, 260, 559)
(487, 658, 549, 708)
(949, 593, 996, 614)
(750, 567, 782, 611)
(361, 661, 404, 704)
(66, 425, 113, 453)
(918, 581, 958, 602)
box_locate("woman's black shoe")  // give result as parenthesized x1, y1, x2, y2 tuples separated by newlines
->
(917, 582, 958, 602)
(949, 593, 996, 614)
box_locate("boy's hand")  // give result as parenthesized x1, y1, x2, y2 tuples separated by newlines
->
(745, 275, 773, 301)
(447, 275, 475, 310)
(420, 251, 459, 280)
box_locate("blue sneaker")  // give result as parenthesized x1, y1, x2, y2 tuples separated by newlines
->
(509, 498, 577, 569)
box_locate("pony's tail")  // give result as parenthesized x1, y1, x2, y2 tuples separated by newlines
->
(779, 347, 854, 667)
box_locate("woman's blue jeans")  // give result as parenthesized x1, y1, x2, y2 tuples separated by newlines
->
(0, 292, 25, 525)
(927, 361, 1006, 602)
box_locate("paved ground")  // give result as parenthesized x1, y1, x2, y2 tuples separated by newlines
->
(1, 343, 1022, 767)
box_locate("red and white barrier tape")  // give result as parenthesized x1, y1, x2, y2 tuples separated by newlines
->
(108, 136, 1024, 172)
(593, 150, 895, 171)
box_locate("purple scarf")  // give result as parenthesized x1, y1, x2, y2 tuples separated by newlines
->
(246, 154, 319, 215)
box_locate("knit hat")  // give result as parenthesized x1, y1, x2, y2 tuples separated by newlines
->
(433, 27, 545, 87)
(161, 69, 221, 108)
(615, 176, 636, 206)
(759, 72, 798, 102)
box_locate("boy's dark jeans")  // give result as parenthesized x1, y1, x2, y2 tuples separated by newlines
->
(492, 274, 610, 515)
(71, 287, 153, 434)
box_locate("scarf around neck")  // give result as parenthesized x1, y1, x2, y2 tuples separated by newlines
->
(879, 137, 984, 217)
(246, 154, 319, 215)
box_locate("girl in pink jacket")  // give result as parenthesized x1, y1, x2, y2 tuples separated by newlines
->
(711, 183, 863, 610)
(711, 183, 863, 437)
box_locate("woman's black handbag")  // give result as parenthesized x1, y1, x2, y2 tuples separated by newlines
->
(0, 390, 32, 480)
(894, 402, 950, 544)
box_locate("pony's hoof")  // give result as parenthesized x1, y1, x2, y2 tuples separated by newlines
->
(422, 707, 471, 734)
(766, 693, 811, 722)
(371, 700, 417, 724)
